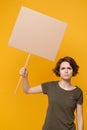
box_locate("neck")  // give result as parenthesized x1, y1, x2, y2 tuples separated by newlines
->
(59, 79, 72, 88)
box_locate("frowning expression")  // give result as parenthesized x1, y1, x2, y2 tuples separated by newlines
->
(59, 61, 73, 80)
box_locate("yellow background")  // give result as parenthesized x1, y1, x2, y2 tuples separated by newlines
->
(0, 0, 87, 129)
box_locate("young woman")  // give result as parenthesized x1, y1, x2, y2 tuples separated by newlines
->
(20, 56, 84, 130)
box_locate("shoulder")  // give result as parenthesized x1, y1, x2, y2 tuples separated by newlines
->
(75, 86, 83, 94)
(42, 80, 57, 86)
(41, 80, 58, 94)
(74, 86, 83, 104)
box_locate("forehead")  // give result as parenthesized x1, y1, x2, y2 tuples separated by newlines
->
(60, 61, 71, 67)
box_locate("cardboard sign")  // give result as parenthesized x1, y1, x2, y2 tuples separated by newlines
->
(8, 6, 67, 61)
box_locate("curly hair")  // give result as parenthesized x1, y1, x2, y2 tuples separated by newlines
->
(53, 56, 79, 77)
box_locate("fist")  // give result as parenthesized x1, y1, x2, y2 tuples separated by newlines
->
(19, 67, 28, 77)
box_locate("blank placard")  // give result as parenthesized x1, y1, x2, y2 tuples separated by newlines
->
(8, 6, 67, 61)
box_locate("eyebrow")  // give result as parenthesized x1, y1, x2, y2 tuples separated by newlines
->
(60, 67, 72, 69)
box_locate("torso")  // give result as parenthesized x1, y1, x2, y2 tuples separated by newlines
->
(42, 81, 82, 130)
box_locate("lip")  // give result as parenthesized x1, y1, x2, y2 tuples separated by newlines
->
(64, 75, 69, 76)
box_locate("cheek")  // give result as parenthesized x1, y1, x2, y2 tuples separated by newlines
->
(69, 71, 73, 76)
(71, 70, 73, 74)
(59, 71, 64, 76)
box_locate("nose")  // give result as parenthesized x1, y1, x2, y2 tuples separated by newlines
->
(65, 69, 68, 73)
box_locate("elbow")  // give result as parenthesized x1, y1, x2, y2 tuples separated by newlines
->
(23, 88, 29, 94)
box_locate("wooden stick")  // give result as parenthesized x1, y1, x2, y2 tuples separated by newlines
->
(14, 54, 31, 94)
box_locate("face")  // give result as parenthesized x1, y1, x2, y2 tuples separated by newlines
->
(59, 61, 73, 80)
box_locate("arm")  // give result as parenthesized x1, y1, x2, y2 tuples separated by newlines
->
(20, 67, 43, 94)
(76, 104, 84, 130)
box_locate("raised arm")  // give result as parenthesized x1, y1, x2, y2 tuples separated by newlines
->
(20, 67, 43, 94)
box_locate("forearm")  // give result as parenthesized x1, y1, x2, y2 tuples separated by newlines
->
(20, 67, 42, 94)
(22, 77, 30, 93)
(77, 117, 84, 130)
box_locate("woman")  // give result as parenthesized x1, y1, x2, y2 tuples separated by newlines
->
(20, 56, 84, 130)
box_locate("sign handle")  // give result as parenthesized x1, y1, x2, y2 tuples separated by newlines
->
(14, 54, 31, 94)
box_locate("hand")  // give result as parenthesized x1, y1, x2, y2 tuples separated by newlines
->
(19, 67, 28, 77)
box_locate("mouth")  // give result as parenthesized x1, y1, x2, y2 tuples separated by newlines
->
(63, 75, 70, 77)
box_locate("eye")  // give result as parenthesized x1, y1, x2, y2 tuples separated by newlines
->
(61, 67, 65, 70)
(67, 67, 72, 70)
(60, 67, 72, 70)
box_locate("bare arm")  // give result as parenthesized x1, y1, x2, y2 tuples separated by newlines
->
(20, 67, 43, 94)
(76, 104, 84, 130)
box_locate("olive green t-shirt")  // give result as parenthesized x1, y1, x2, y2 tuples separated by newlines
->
(41, 81, 83, 130)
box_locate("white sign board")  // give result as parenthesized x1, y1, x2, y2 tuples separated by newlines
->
(8, 6, 67, 61)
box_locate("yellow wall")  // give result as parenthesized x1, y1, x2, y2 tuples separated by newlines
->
(0, 0, 87, 129)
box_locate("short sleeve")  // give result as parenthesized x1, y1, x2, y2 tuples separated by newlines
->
(41, 81, 54, 95)
(76, 88, 83, 104)
(41, 82, 49, 94)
